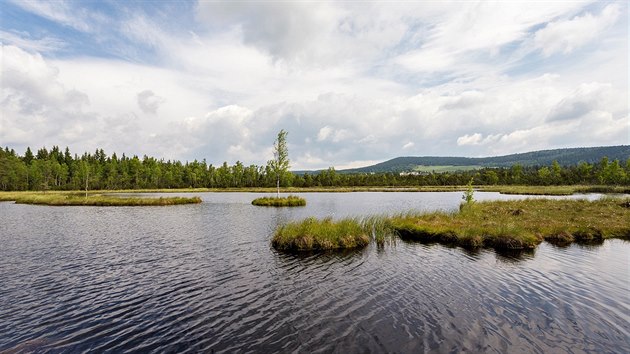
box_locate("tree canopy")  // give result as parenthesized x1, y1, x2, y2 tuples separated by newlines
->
(0, 145, 629, 192)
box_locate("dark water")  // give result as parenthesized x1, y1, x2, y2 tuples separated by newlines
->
(1, 192, 628, 353)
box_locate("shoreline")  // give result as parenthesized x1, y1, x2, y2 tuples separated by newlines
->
(1, 185, 628, 197)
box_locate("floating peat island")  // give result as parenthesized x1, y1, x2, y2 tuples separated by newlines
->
(0, 192, 201, 206)
(391, 198, 630, 249)
(252, 195, 306, 207)
(272, 198, 630, 251)
(272, 217, 370, 250)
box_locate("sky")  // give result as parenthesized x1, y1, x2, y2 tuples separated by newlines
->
(0, 0, 628, 170)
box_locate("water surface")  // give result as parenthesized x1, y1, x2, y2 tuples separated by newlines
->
(1, 192, 628, 353)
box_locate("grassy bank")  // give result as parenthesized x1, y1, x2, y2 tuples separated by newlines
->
(480, 185, 630, 195)
(272, 217, 369, 250)
(0, 191, 201, 206)
(389, 198, 630, 249)
(90, 186, 472, 193)
(252, 195, 306, 207)
(2, 185, 627, 196)
(272, 198, 630, 251)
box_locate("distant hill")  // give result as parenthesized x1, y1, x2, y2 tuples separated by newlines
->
(339, 145, 630, 174)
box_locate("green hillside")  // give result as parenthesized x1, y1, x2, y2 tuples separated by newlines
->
(340, 145, 630, 173)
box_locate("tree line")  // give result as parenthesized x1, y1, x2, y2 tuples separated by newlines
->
(0, 146, 629, 191)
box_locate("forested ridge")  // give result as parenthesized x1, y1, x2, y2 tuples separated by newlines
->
(0, 146, 629, 191)
(342, 145, 630, 173)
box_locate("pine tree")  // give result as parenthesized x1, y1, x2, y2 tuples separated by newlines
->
(23, 147, 34, 165)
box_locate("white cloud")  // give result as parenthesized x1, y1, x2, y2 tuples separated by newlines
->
(534, 4, 621, 57)
(392, 1, 588, 74)
(317, 126, 332, 141)
(1, 45, 96, 147)
(314, 125, 351, 143)
(457, 133, 503, 147)
(395, 48, 455, 73)
(196, 1, 341, 61)
(1, 1, 627, 170)
(8, 0, 105, 33)
(0, 30, 66, 53)
(457, 133, 483, 146)
(137, 90, 165, 114)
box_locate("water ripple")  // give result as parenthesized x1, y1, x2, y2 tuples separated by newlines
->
(0, 194, 628, 353)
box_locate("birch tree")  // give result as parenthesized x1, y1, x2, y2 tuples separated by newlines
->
(268, 129, 290, 197)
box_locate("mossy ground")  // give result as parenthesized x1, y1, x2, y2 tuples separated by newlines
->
(252, 195, 306, 207)
(0, 191, 201, 206)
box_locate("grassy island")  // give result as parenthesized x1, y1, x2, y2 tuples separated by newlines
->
(390, 198, 629, 249)
(272, 217, 369, 250)
(272, 198, 630, 251)
(0, 192, 202, 206)
(252, 195, 306, 207)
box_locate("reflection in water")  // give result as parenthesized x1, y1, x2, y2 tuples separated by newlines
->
(0, 192, 628, 353)
(494, 248, 536, 263)
(574, 239, 606, 247)
(460, 247, 484, 261)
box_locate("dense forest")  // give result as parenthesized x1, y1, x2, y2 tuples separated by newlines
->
(0, 146, 629, 191)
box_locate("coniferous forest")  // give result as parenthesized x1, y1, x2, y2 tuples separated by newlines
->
(0, 146, 629, 191)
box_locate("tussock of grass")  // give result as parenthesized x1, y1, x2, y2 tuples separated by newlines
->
(389, 198, 630, 250)
(252, 195, 306, 207)
(272, 215, 396, 251)
(0, 192, 201, 206)
(272, 217, 370, 250)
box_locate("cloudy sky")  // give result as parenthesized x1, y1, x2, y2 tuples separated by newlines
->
(1, 1, 627, 169)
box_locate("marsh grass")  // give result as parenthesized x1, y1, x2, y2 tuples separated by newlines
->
(272, 214, 398, 251)
(481, 185, 630, 195)
(272, 217, 369, 250)
(273, 197, 630, 252)
(252, 195, 306, 207)
(388, 198, 630, 250)
(0, 191, 201, 206)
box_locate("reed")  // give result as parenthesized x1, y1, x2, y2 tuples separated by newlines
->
(252, 195, 306, 207)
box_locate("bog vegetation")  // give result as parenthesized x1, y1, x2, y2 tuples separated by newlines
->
(272, 217, 371, 250)
(252, 195, 306, 207)
(0, 192, 201, 206)
(388, 198, 629, 249)
(0, 145, 629, 191)
(272, 198, 630, 251)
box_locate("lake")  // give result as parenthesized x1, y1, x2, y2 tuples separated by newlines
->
(1, 192, 628, 353)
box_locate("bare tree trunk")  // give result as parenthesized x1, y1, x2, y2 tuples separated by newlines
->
(276, 176, 280, 198)
(85, 169, 89, 198)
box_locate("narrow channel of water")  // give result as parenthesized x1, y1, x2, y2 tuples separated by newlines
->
(1, 192, 627, 353)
